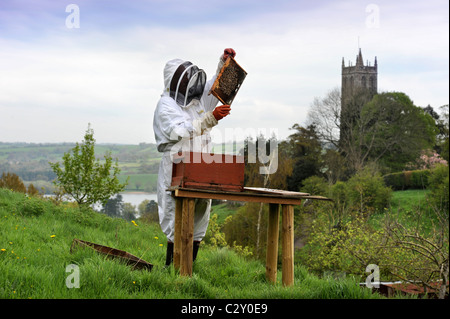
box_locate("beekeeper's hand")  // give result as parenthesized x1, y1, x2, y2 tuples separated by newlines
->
(222, 48, 236, 60)
(217, 48, 236, 74)
(213, 105, 231, 121)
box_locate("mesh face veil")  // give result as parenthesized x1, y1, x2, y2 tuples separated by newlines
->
(169, 61, 206, 107)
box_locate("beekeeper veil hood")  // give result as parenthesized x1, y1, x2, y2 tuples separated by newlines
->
(163, 59, 206, 108)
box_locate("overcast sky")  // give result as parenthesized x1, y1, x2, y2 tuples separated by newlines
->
(0, 0, 448, 145)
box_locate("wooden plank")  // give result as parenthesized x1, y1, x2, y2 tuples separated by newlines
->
(281, 204, 295, 287)
(244, 187, 309, 196)
(174, 188, 304, 205)
(266, 204, 280, 284)
(180, 198, 195, 276)
(173, 197, 182, 270)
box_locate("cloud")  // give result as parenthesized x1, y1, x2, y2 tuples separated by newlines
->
(0, 0, 448, 144)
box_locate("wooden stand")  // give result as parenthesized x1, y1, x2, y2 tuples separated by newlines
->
(170, 187, 329, 286)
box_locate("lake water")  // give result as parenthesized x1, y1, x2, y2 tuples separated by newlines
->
(45, 192, 158, 208)
(120, 192, 157, 207)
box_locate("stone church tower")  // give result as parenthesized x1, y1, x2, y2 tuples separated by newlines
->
(340, 49, 378, 142)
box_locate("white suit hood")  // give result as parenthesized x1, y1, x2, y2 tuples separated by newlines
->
(162, 58, 185, 97)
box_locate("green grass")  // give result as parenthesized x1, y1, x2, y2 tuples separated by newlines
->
(0, 188, 383, 299)
(210, 203, 239, 224)
(390, 189, 430, 213)
(385, 189, 439, 233)
(118, 174, 158, 192)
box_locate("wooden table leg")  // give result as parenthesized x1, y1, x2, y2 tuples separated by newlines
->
(173, 197, 182, 270)
(281, 204, 294, 286)
(266, 203, 280, 284)
(180, 198, 195, 276)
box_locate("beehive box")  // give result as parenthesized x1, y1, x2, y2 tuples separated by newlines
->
(171, 152, 244, 192)
(209, 56, 247, 105)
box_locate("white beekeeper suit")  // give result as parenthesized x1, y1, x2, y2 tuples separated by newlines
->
(153, 52, 233, 260)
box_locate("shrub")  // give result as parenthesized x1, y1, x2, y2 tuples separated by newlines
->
(426, 164, 449, 212)
(298, 214, 386, 277)
(410, 169, 431, 189)
(330, 181, 346, 204)
(300, 175, 328, 196)
(383, 169, 430, 190)
(345, 167, 392, 215)
(22, 196, 46, 216)
(0, 172, 27, 193)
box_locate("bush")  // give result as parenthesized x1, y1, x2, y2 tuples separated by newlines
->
(22, 196, 46, 216)
(383, 169, 430, 190)
(298, 214, 386, 277)
(345, 167, 392, 215)
(300, 176, 328, 196)
(426, 164, 449, 212)
(330, 181, 346, 205)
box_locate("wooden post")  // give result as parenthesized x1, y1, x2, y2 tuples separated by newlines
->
(281, 204, 295, 286)
(173, 197, 182, 270)
(266, 203, 280, 284)
(180, 198, 195, 276)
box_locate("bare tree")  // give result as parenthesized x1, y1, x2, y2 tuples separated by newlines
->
(383, 208, 449, 299)
(307, 87, 341, 148)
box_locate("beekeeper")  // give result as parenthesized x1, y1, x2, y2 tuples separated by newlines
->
(153, 48, 236, 266)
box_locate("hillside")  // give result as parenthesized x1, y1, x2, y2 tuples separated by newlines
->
(0, 188, 383, 300)
(0, 141, 245, 194)
(0, 142, 162, 193)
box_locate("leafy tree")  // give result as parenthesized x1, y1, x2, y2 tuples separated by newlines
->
(0, 172, 39, 195)
(0, 172, 27, 193)
(308, 90, 438, 174)
(122, 202, 137, 221)
(361, 92, 438, 172)
(242, 133, 293, 189)
(49, 124, 128, 207)
(284, 124, 323, 191)
(138, 199, 159, 223)
(101, 194, 124, 218)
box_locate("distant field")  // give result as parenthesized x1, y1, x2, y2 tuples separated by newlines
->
(119, 174, 158, 192)
(0, 141, 245, 194)
(0, 142, 162, 194)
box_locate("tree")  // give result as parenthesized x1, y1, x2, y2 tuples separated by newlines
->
(360, 92, 438, 172)
(284, 124, 323, 191)
(307, 87, 341, 149)
(307, 89, 439, 174)
(241, 134, 294, 256)
(122, 203, 137, 221)
(101, 194, 124, 218)
(49, 124, 128, 207)
(384, 210, 449, 299)
(139, 199, 159, 223)
(0, 172, 27, 193)
(436, 105, 449, 162)
(0, 172, 39, 195)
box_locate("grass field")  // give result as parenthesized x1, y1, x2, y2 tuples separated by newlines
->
(390, 189, 430, 213)
(0, 188, 384, 299)
(118, 174, 158, 192)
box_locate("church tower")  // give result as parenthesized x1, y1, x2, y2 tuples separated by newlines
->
(340, 49, 378, 142)
(341, 48, 377, 107)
